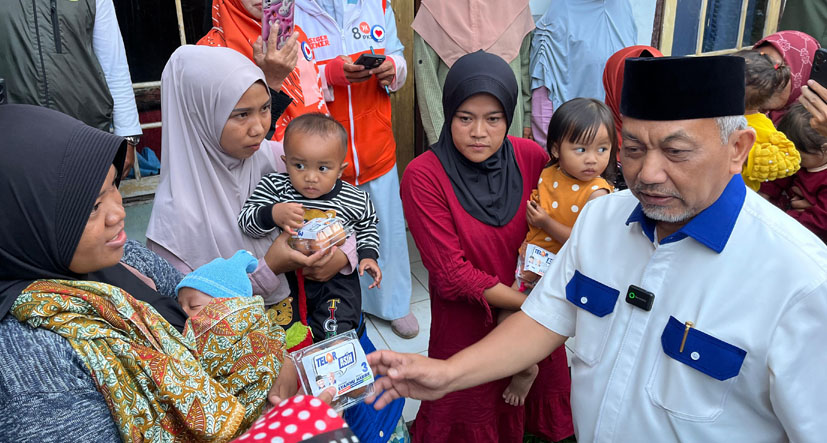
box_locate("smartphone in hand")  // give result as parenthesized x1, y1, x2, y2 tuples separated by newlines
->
(262, 0, 295, 50)
(354, 53, 386, 69)
(810, 48, 827, 90)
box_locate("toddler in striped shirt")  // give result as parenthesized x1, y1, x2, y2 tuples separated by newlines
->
(239, 113, 381, 342)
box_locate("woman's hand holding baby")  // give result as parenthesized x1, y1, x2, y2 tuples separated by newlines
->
(265, 231, 331, 274)
(359, 258, 382, 289)
(272, 202, 304, 234)
(303, 247, 349, 282)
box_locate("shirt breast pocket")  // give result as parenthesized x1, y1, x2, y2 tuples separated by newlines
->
(565, 270, 619, 366)
(646, 316, 747, 421)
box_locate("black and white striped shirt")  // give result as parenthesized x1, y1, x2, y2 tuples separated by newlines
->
(238, 173, 379, 261)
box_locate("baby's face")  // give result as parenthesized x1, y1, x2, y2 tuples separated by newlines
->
(282, 132, 347, 199)
(178, 287, 214, 318)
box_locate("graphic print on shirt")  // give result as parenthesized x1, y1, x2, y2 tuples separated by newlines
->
(308, 35, 330, 49)
(281, 70, 306, 108)
(324, 298, 340, 338)
(351, 21, 384, 42)
(370, 25, 385, 42)
(301, 41, 314, 60)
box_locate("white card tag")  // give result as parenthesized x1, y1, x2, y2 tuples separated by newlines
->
(523, 244, 555, 276)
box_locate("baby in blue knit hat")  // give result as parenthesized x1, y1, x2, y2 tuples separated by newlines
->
(176, 250, 259, 318)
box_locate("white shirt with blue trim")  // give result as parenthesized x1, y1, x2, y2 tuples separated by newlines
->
(522, 175, 827, 442)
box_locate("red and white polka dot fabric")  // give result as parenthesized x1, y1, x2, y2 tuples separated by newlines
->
(232, 395, 359, 443)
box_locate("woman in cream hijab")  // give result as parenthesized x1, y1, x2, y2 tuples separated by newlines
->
(146, 45, 357, 306)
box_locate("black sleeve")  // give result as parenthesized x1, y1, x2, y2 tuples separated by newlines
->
(266, 89, 293, 139)
(272, 89, 293, 120)
(357, 247, 379, 262)
(255, 203, 278, 231)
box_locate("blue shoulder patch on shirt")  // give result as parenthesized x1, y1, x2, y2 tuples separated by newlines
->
(660, 316, 746, 381)
(565, 270, 619, 317)
(625, 175, 746, 253)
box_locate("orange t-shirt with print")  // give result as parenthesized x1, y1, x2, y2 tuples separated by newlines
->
(524, 165, 612, 254)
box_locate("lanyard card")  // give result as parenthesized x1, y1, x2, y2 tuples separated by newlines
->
(290, 329, 375, 411)
(523, 244, 556, 276)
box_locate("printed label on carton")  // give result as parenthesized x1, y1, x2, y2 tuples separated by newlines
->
(301, 340, 374, 398)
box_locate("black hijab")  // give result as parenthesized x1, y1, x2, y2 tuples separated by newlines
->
(0, 104, 187, 331)
(432, 51, 523, 227)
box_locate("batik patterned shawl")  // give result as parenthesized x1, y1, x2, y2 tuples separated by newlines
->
(11, 280, 285, 443)
(183, 295, 288, 424)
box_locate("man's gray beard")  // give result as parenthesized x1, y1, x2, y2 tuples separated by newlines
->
(639, 204, 695, 223)
(631, 183, 693, 223)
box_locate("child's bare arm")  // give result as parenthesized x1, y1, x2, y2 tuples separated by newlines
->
(358, 258, 382, 289)
(483, 283, 527, 311)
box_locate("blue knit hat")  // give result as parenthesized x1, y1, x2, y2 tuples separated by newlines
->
(175, 250, 258, 298)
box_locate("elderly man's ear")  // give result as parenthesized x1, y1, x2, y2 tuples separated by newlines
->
(728, 127, 756, 175)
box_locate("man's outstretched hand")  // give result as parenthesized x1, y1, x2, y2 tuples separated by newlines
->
(365, 350, 453, 409)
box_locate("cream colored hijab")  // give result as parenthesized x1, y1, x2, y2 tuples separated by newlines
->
(412, 0, 535, 67)
(146, 45, 279, 270)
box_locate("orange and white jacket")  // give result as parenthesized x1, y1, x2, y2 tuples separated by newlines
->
(295, 0, 407, 185)
(274, 26, 330, 142)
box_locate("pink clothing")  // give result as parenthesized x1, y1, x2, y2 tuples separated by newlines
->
(412, 0, 534, 66)
(531, 86, 554, 147)
(754, 31, 821, 123)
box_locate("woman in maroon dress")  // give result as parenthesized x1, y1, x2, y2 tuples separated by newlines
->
(400, 51, 573, 442)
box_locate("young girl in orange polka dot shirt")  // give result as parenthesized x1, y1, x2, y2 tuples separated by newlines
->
(514, 98, 618, 291)
(501, 98, 617, 406)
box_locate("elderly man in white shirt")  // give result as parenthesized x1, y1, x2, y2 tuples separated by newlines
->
(366, 55, 827, 442)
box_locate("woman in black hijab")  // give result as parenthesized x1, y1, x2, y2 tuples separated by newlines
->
(399, 51, 573, 442)
(0, 104, 187, 440)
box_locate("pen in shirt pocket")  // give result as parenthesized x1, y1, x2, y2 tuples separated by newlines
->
(680, 321, 694, 353)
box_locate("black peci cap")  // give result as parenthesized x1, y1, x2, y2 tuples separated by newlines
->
(620, 56, 746, 121)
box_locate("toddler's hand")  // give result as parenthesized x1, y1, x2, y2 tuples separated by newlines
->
(359, 258, 382, 289)
(272, 202, 304, 234)
(526, 200, 551, 229)
(790, 186, 804, 198)
(790, 195, 812, 211)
